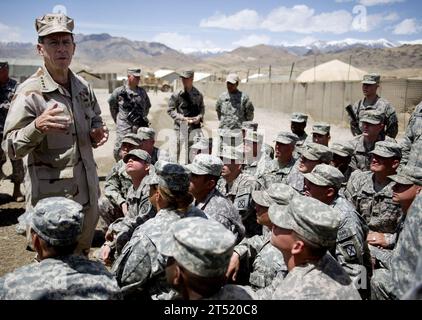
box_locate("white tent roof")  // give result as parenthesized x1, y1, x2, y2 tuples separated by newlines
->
(154, 69, 176, 78)
(241, 73, 266, 83)
(296, 59, 367, 82)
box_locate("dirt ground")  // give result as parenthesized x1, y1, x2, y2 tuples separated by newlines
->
(0, 88, 403, 277)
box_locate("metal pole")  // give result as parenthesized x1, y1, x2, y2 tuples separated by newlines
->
(289, 62, 295, 81)
(314, 55, 317, 82)
(269, 65, 272, 82)
(348, 55, 352, 81)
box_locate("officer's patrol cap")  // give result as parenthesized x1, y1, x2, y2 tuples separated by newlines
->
(0, 61, 9, 69)
(362, 73, 380, 85)
(180, 70, 194, 79)
(269, 196, 340, 248)
(304, 164, 345, 190)
(127, 68, 141, 77)
(312, 123, 330, 135)
(123, 149, 152, 164)
(370, 141, 402, 159)
(137, 127, 155, 140)
(121, 133, 142, 146)
(360, 109, 385, 125)
(241, 121, 258, 131)
(158, 217, 236, 277)
(274, 132, 299, 145)
(388, 165, 422, 186)
(252, 183, 296, 208)
(30, 197, 83, 247)
(330, 142, 354, 157)
(300, 142, 333, 163)
(157, 163, 190, 192)
(226, 73, 240, 84)
(186, 154, 223, 177)
(35, 13, 74, 37)
(244, 130, 263, 144)
(290, 112, 308, 123)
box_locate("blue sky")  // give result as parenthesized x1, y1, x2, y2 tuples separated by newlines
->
(1, 0, 421, 52)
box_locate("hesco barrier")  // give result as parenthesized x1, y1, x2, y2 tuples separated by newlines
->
(190, 79, 422, 132)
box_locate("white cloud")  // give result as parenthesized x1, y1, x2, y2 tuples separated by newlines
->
(393, 19, 420, 35)
(200, 9, 261, 30)
(152, 32, 223, 53)
(363, 12, 400, 31)
(233, 34, 271, 47)
(279, 36, 319, 47)
(0, 22, 21, 42)
(359, 0, 405, 6)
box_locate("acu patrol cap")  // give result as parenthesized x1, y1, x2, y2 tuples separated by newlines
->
(252, 183, 296, 208)
(123, 149, 152, 164)
(30, 197, 83, 246)
(360, 109, 385, 125)
(127, 68, 141, 77)
(388, 165, 422, 186)
(362, 73, 380, 85)
(186, 154, 223, 177)
(180, 70, 194, 79)
(157, 163, 190, 192)
(121, 133, 142, 146)
(35, 13, 74, 37)
(330, 142, 354, 158)
(290, 112, 308, 123)
(137, 127, 155, 140)
(158, 217, 236, 277)
(269, 196, 340, 248)
(304, 164, 345, 190)
(226, 73, 240, 84)
(274, 132, 299, 145)
(312, 123, 330, 135)
(301, 142, 333, 163)
(241, 121, 258, 131)
(370, 141, 402, 159)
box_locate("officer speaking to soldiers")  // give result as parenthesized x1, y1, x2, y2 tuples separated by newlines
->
(109, 68, 151, 161)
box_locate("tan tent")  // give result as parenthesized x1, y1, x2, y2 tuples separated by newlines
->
(296, 59, 367, 82)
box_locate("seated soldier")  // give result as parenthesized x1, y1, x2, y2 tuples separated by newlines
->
(329, 141, 355, 195)
(226, 184, 296, 289)
(290, 112, 308, 157)
(0, 197, 121, 300)
(243, 130, 265, 177)
(189, 136, 212, 163)
(158, 217, 255, 300)
(137, 127, 160, 164)
(311, 123, 330, 147)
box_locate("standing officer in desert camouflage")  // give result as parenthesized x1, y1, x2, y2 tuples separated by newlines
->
(109, 68, 151, 161)
(347, 73, 398, 138)
(1, 13, 108, 255)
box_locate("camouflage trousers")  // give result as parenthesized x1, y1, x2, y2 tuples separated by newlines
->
(98, 196, 124, 232)
(0, 148, 24, 184)
(370, 268, 395, 300)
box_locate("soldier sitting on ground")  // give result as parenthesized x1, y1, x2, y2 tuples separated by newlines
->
(290, 112, 308, 156)
(186, 153, 245, 244)
(311, 122, 330, 147)
(0, 197, 122, 300)
(137, 127, 160, 165)
(157, 217, 255, 300)
(242, 130, 265, 177)
(329, 141, 355, 195)
(189, 136, 212, 163)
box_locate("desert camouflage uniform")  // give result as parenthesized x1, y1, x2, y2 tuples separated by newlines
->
(217, 173, 260, 237)
(349, 96, 398, 138)
(349, 134, 395, 171)
(0, 77, 24, 184)
(344, 170, 403, 243)
(234, 226, 287, 289)
(400, 101, 422, 167)
(109, 85, 151, 161)
(194, 188, 245, 244)
(2, 66, 103, 252)
(216, 91, 254, 129)
(255, 157, 297, 190)
(0, 255, 121, 300)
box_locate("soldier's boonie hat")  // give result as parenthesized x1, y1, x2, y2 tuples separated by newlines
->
(330, 142, 354, 157)
(360, 110, 385, 125)
(123, 149, 152, 164)
(157, 163, 190, 192)
(158, 217, 236, 277)
(35, 13, 74, 37)
(370, 141, 402, 159)
(274, 132, 299, 145)
(312, 123, 330, 135)
(304, 164, 345, 190)
(127, 68, 141, 77)
(180, 70, 194, 78)
(388, 165, 422, 186)
(121, 133, 142, 146)
(300, 142, 333, 163)
(252, 183, 296, 208)
(290, 112, 308, 123)
(269, 196, 340, 248)
(30, 197, 83, 246)
(186, 154, 223, 177)
(226, 73, 240, 84)
(362, 73, 380, 85)
(137, 127, 155, 140)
